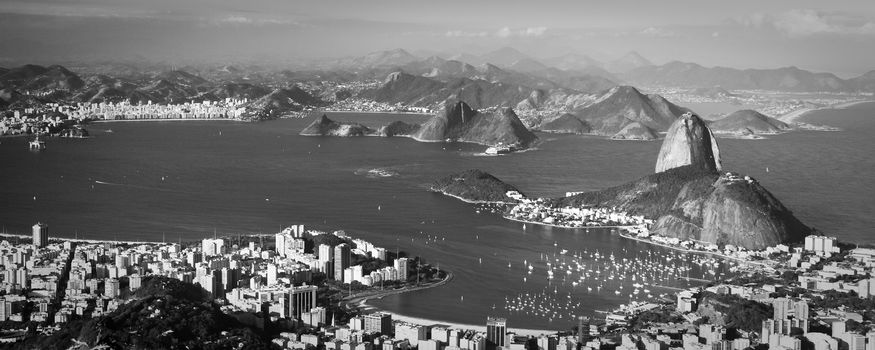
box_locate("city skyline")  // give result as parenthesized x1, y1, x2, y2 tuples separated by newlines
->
(0, 0, 874, 77)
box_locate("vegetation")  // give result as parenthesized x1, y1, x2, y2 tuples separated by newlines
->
(430, 169, 524, 203)
(555, 165, 718, 220)
(700, 292, 773, 332)
(20, 276, 273, 349)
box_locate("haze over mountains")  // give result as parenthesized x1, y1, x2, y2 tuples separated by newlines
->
(2, 46, 873, 130)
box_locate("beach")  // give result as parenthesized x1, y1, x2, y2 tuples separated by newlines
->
(778, 100, 874, 123)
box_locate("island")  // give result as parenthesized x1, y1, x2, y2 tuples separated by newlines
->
(429, 169, 525, 204)
(709, 109, 791, 137)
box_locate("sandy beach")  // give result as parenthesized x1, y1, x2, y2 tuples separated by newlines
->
(778, 100, 874, 123)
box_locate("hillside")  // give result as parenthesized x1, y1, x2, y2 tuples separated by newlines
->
(610, 121, 658, 140)
(299, 114, 374, 136)
(414, 101, 537, 147)
(709, 109, 791, 135)
(571, 86, 689, 136)
(431, 169, 524, 203)
(539, 113, 592, 134)
(21, 276, 269, 349)
(626, 62, 852, 92)
(555, 165, 809, 249)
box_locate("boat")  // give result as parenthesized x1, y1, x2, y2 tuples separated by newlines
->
(28, 135, 46, 150)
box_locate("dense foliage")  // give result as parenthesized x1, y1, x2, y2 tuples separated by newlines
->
(430, 169, 523, 203)
(700, 292, 773, 332)
(22, 276, 272, 350)
(555, 165, 718, 219)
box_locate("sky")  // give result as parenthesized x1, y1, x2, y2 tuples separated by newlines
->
(0, 0, 873, 77)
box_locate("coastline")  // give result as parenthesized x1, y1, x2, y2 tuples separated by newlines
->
(431, 189, 516, 205)
(778, 100, 875, 123)
(499, 216, 766, 266)
(0, 232, 158, 245)
(322, 110, 432, 116)
(92, 118, 243, 123)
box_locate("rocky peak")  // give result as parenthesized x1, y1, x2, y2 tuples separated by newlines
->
(655, 112, 722, 173)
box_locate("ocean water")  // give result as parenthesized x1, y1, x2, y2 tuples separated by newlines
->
(1, 103, 873, 329)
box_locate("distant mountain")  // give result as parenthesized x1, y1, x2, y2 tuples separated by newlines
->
(570, 85, 690, 136)
(246, 86, 324, 119)
(334, 48, 419, 69)
(709, 109, 790, 135)
(538, 113, 592, 134)
(626, 61, 852, 92)
(157, 70, 210, 88)
(0, 64, 85, 94)
(361, 71, 446, 106)
(361, 71, 535, 110)
(197, 82, 270, 102)
(477, 63, 559, 90)
(849, 70, 875, 92)
(414, 101, 537, 147)
(605, 51, 653, 73)
(506, 58, 549, 73)
(479, 47, 532, 67)
(447, 52, 484, 66)
(532, 68, 618, 93)
(542, 53, 603, 71)
(401, 56, 479, 80)
(0, 64, 50, 86)
(610, 121, 658, 140)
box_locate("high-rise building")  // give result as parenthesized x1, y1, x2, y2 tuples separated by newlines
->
(334, 244, 350, 282)
(289, 284, 317, 320)
(394, 257, 409, 282)
(105, 278, 120, 298)
(267, 264, 278, 286)
(129, 274, 142, 290)
(32, 222, 48, 248)
(364, 312, 393, 334)
(319, 244, 334, 279)
(276, 233, 288, 257)
(487, 317, 507, 350)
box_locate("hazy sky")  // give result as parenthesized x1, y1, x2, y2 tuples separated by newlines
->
(1, 0, 873, 77)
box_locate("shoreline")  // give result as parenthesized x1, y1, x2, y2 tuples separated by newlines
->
(321, 110, 432, 116)
(498, 216, 766, 266)
(778, 100, 875, 123)
(346, 272, 556, 336)
(92, 118, 243, 123)
(0, 232, 158, 245)
(431, 189, 516, 205)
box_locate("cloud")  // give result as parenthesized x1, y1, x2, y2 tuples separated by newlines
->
(744, 9, 875, 37)
(444, 30, 488, 38)
(639, 26, 677, 38)
(495, 26, 547, 38)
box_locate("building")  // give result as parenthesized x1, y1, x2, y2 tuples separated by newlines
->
(364, 312, 393, 334)
(395, 323, 429, 347)
(267, 264, 278, 286)
(104, 278, 120, 298)
(394, 257, 409, 282)
(32, 222, 48, 248)
(334, 244, 350, 282)
(319, 244, 335, 278)
(804, 235, 839, 255)
(129, 274, 142, 290)
(487, 317, 507, 350)
(288, 284, 317, 320)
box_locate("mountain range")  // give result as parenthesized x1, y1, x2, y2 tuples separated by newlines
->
(625, 61, 874, 92)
